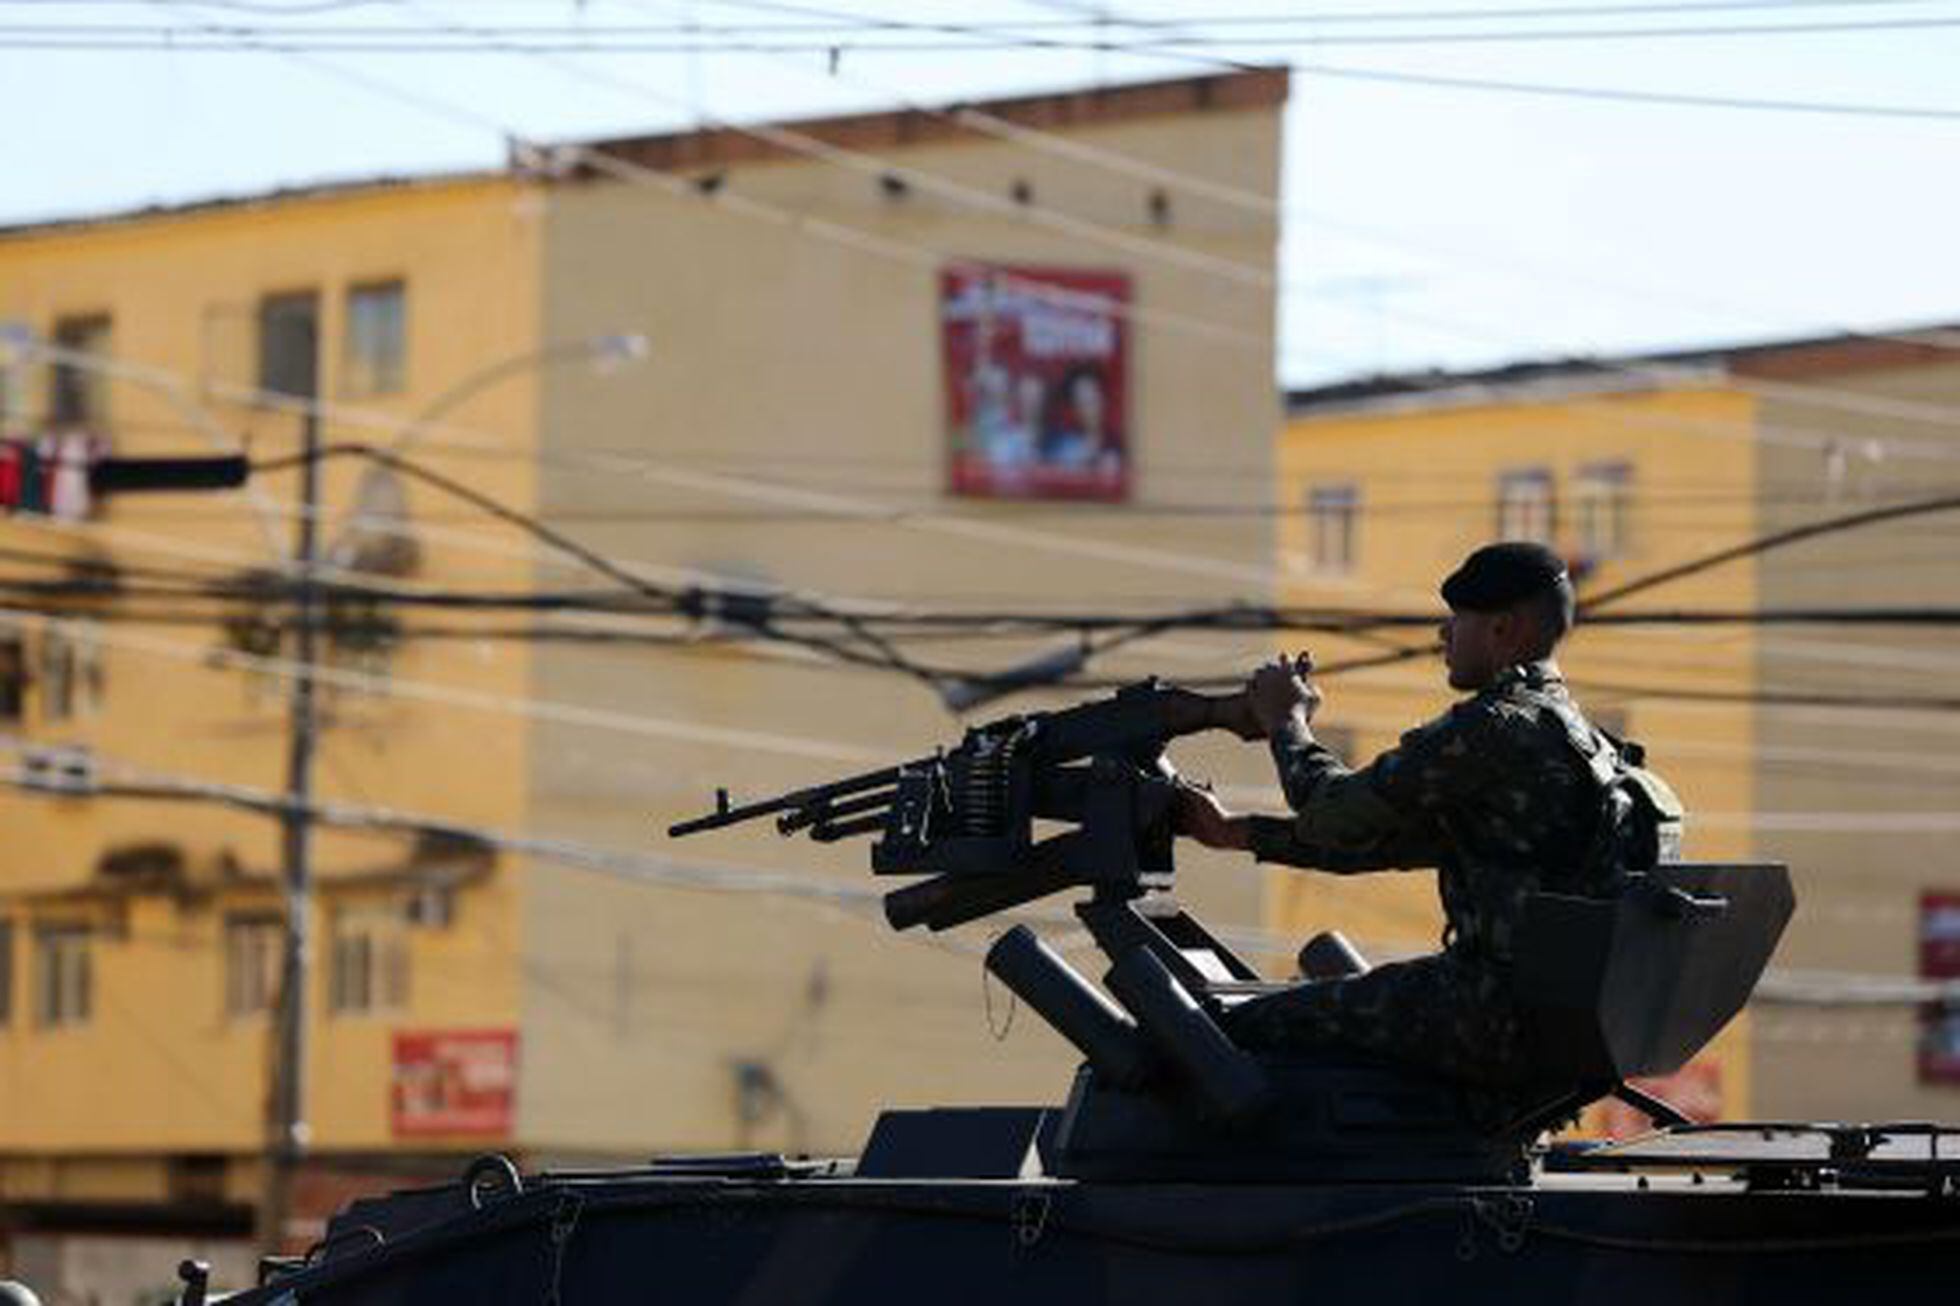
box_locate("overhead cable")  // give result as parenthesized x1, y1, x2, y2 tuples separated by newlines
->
(26, 9, 1960, 50)
(4, 741, 1957, 993)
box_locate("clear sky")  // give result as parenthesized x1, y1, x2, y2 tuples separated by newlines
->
(4, 0, 1957, 386)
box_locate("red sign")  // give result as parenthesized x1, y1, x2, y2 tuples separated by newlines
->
(392, 1029, 517, 1138)
(942, 265, 1130, 501)
(1919, 892, 1960, 1084)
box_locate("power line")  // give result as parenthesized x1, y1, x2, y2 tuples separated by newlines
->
(610, 0, 1960, 385)
(27, 8, 1960, 49)
(23, 366, 1960, 713)
(0, 753, 897, 913)
(1243, 490, 1960, 681)
(531, 0, 1960, 381)
(13, 557, 1960, 634)
(16, 9, 1960, 132)
(23, 0, 1960, 428)
(2, 0, 1938, 15)
(19, 347, 1960, 697)
(5, 737, 1958, 1001)
(14, 1, 1945, 30)
(9, 583, 1960, 716)
(16, 364, 1960, 701)
(0, 737, 1280, 961)
(0, 606, 895, 763)
(1289, 59, 1960, 123)
(1584, 492, 1960, 606)
(395, 0, 1276, 296)
(150, 2, 1275, 353)
(17, 68, 1960, 504)
(253, 442, 942, 683)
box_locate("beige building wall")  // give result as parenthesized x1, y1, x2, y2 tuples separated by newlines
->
(1746, 348, 1960, 1121)
(517, 75, 1289, 1156)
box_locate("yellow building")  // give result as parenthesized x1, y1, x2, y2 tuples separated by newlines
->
(0, 70, 1287, 1297)
(0, 171, 545, 1292)
(1279, 333, 1960, 1131)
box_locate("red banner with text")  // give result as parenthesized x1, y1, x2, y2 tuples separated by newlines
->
(1920, 892, 1960, 1084)
(392, 1029, 518, 1138)
(942, 265, 1131, 502)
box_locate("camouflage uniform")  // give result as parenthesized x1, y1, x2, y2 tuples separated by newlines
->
(1225, 660, 1624, 1087)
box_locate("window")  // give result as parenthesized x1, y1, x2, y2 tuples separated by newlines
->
(343, 281, 407, 396)
(257, 291, 320, 401)
(0, 633, 25, 723)
(35, 924, 92, 1028)
(404, 884, 455, 930)
(224, 914, 283, 1018)
(38, 619, 104, 721)
(329, 904, 408, 1015)
(0, 919, 13, 1025)
(1496, 468, 1555, 544)
(1306, 484, 1359, 573)
(50, 314, 112, 428)
(1575, 462, 1633, 561)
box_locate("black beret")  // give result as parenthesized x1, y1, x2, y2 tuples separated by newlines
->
(1441, 541, 1572, 612)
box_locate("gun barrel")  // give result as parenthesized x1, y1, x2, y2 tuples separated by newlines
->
(809, 811, 890, 843)
(666, 765, 902, 838)
(775, 787, 896, 836)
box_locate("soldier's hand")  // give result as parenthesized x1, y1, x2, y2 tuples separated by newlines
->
(1246, 652, 1321, 735)
(1174, 783, 1249, 851)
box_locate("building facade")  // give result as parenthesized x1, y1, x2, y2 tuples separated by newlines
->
(0, 70, 1288, 1298)
(0, 172, 545, 1296)
(1279, 331, 1960, 1128)
(519, 70, 1286, 1165)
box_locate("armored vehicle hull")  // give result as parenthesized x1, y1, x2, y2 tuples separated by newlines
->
(220, 1128, 1960, 1305)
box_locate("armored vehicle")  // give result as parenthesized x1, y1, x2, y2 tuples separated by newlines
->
(199, 681, 1960, 1304)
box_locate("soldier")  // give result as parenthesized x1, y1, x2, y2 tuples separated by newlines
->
(1177, 541, 1680, 1092)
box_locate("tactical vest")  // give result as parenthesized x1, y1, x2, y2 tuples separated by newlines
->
(1541, 696, 1685, 893)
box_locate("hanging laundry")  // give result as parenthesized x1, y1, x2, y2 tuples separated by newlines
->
(17, 437, 46, 513)
(48, 431, 96, 520)
(0, 440, 21, 511)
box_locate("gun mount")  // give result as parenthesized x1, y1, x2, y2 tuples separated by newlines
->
(671, 679, 1798, 1185)
(670, 677, 1259, 932)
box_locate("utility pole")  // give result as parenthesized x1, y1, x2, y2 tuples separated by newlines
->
(244, 332, 643, 1251)
(258, 404, 322, 1252)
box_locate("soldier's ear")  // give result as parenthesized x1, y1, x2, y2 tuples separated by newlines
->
(1492, 606, 1538, 655)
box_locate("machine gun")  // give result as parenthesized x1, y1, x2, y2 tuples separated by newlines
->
(670, 678, 1262, 933)
(670, 679, 1793, 1183)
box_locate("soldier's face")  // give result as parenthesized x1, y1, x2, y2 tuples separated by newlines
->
(1441, 609, 1499, 690)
